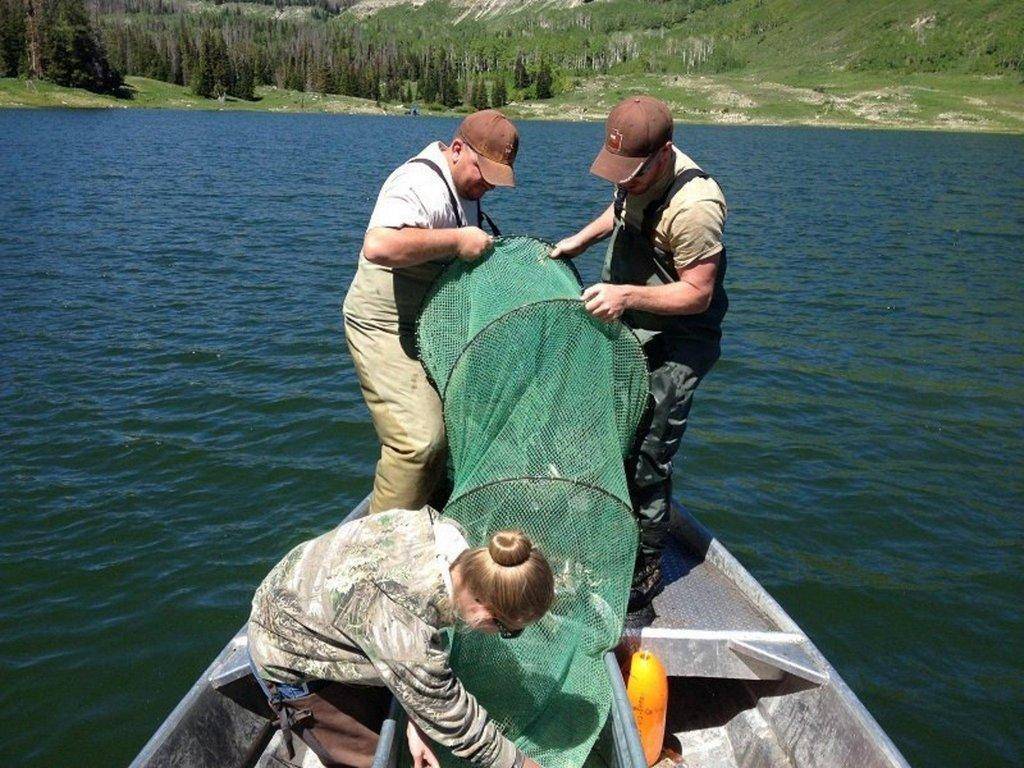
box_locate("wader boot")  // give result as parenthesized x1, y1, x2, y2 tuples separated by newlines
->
(603, 172, 728, 620)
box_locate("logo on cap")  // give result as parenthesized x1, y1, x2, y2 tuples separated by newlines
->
(608, 129, 623, 153)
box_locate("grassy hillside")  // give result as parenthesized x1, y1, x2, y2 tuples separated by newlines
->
(350, 0, 1023, 77)
(358, 0, 1024, 132)
(660, 0, 1022, 75)
(519, 71, 1024, 133)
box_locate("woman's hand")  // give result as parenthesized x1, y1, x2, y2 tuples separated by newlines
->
(406, 720, 440, 768)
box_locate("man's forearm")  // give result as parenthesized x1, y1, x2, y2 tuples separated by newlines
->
(622, 280, 712, 316)
(363, 227, 463, 268)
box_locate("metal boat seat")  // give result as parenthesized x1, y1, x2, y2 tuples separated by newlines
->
(208, 634, 272, 720)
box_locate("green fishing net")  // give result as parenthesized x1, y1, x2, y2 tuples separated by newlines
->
(416, 236, 648, 768)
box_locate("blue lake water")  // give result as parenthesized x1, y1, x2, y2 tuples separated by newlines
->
(1, 109, 1022, 767)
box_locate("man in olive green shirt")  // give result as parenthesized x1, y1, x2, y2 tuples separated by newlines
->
(552, 96, 728, 620)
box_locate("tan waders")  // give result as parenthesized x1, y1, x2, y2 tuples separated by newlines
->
(343, 312, 446, 515)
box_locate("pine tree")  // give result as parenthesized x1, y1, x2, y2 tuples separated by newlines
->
(0, 0, 26, 77)
(472, 74, 488, 109)
(43, 0, 122, 93)
(191, 30, 215, 98)
(386, 76, 401, 102)
(419, 70, 435, 104)
(439, 64, 458, 107)
(210, 31, 233, 97)
(334, 62, 351, 96)
(535, 59, 553, 99)
(174, 21, 192, 86)
(356, 63, 373, 98)
(310, 60, 332, 94)
(322, 65, 338, 94)
(492, 76, 507, 108)
(284, 56, 303, 91)
(513, 51, 529, 89)
(231, 56, 254, 100)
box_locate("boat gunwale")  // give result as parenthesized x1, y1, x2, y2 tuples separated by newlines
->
(669, 500, 912, 768)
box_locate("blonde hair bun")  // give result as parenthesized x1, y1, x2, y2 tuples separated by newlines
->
(455, 528, 554, 626)
(488, 530, 532, 567)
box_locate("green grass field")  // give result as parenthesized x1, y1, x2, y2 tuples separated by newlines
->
(2, 70, 1021, 134)
(0, 76, 408, 114)
(512, 71, 1024, 133)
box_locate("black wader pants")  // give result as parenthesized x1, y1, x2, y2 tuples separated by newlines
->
(603, 188, 727, 600)
(630, 333, 720, 562)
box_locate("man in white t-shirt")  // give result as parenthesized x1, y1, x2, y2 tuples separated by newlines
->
(343, 110, 519, 514)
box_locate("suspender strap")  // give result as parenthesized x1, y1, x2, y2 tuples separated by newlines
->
(613, 186, 628, 221)
(406, 156, 501, 235)
(644, 167, 709, 232)
(478, 208, 502, 236)
(264, 682, 297, 759)
(672, 167, 710, 187)
(613, 167, 710, 222)
(407, 157, 467, 227)
(615, 166, 711, 284)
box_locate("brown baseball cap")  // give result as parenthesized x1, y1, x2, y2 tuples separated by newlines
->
(590, 96, 674, 183)
(456, 109, 519, 187)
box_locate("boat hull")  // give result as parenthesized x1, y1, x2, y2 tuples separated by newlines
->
(129, 497, 910, 768)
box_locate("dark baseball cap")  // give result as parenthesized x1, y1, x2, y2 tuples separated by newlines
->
(590, 96, 674, 183)
(456, 109, 519, 187)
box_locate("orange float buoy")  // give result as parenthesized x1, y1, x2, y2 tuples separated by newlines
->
(626, 650, 668, 766)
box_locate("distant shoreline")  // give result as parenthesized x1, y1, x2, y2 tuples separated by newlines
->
(3, 75, 1022, 136)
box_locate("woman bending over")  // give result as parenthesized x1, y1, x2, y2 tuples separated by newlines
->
(248, 505, 554, 768)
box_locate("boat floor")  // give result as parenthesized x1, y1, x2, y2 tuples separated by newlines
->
(255, 732, 319, 768)
(639, 517, 812, 768)
(653, 533, 773, 634)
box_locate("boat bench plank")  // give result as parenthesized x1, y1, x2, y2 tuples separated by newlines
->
(635, 625, 826, 684)
(637, 528, 826, 683)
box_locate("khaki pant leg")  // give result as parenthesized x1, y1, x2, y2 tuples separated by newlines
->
(343, 314, 446, 513)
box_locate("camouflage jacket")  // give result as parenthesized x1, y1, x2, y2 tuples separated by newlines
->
(248, 506, 521, 768)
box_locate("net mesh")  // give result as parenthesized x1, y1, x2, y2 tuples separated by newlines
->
(416, 236, 649, 768)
